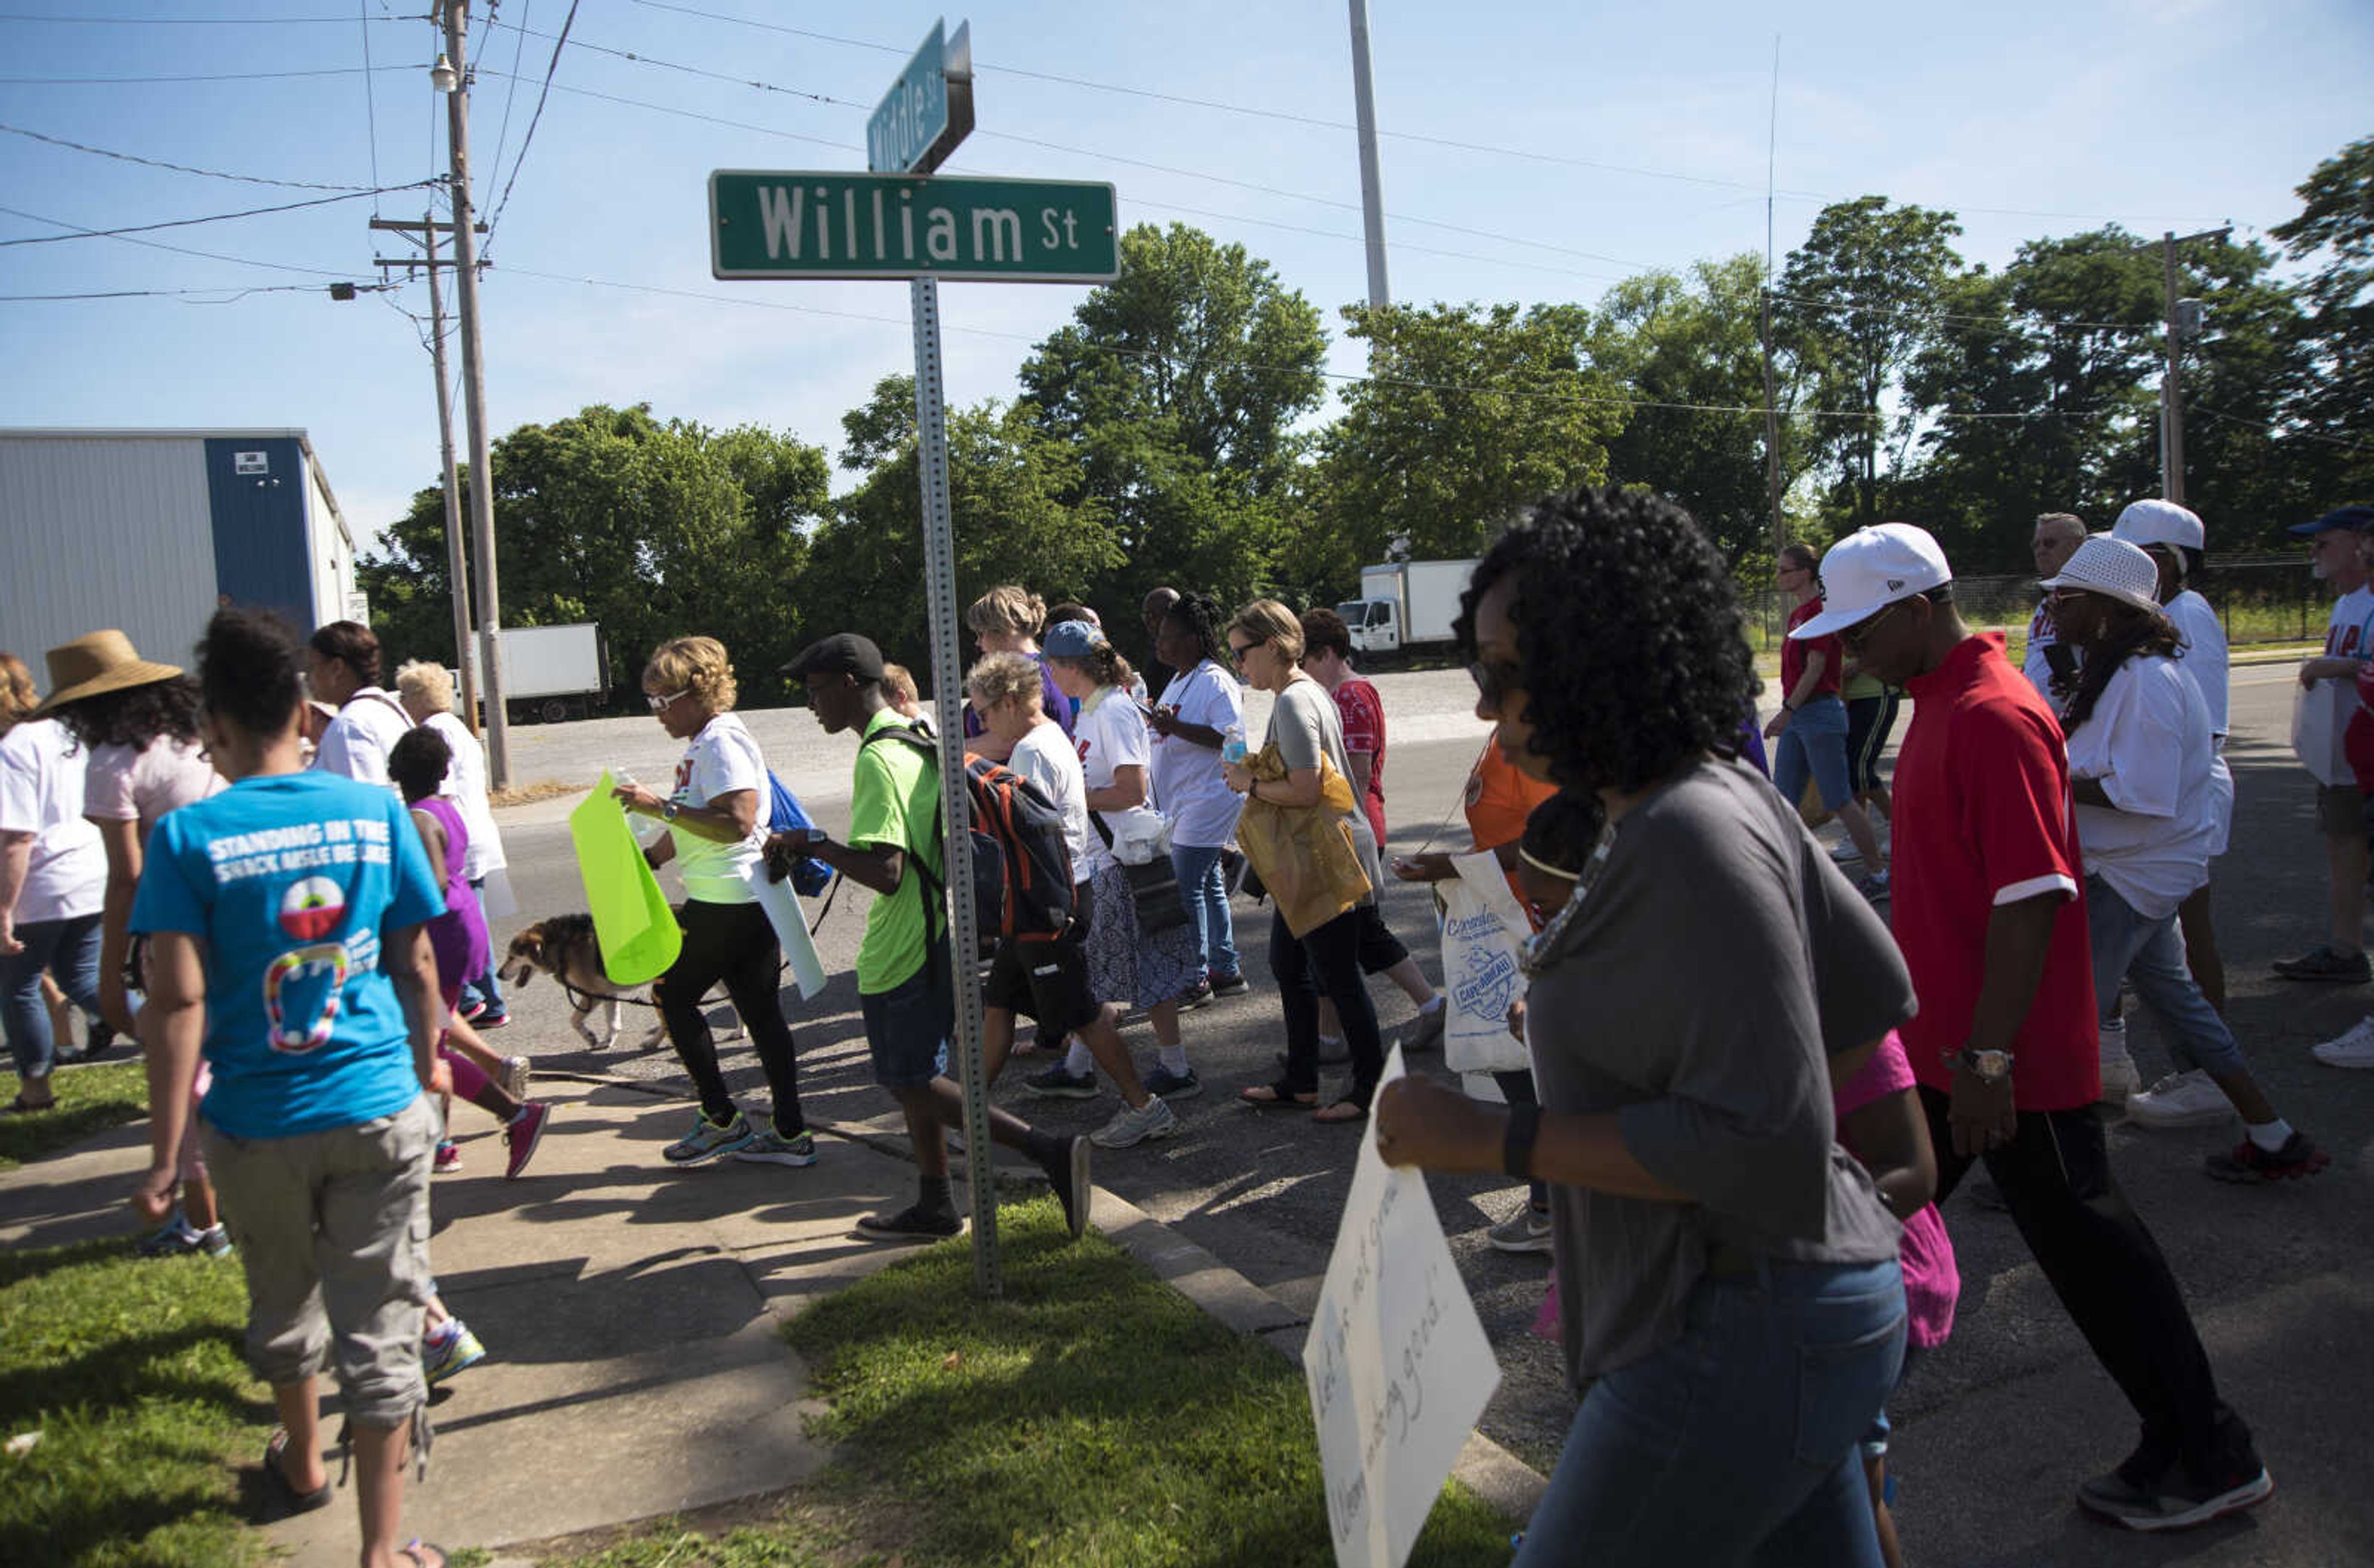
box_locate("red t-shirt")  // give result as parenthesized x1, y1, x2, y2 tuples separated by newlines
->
(1889, 634, 2100, 1111)
(1331, 675, 1389, 847)
(1782, 598, 1844, 701)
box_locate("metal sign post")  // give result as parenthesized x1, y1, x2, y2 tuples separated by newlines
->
(907, 274, 998, 1296)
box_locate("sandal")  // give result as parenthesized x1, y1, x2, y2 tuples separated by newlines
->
(397, 1542, 449, 1568)
(1238, 1082, 1319, 1109)
(261, 1428, 332, 1516)
(1313, 1098, 1369, 1125)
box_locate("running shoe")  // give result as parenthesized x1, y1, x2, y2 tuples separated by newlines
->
(2078, 1452, 2273, 1532)
(734, 1128, 819, 1168)
(1091, 1095, 1180, 1149)
(422, 1321, 487, 1385)
(1142, 1064, 1202, 1100)
(1487, 1206, 1553, 1255)
(2125, 1070, 2231, 1130)
(1209, 970, 1249, 998)
(433, 1140, 463, 1174)
(1024, 1064, 1099, 1099)
(1044, 1135, 1092, 1239)
(503, 1103, 551, 1180)
(1175, 978, 1214, 1011)
(197, 1224, 232, 1259)
(473, 1010, 510, 1031)
(856, 1203, 961, 1242)
(137, 1213, 203, 1258)
(500, 1055, 533, 1101)
(663, 1111, 755, 1165)
(2271, 945, 2370, 983)
(2310, 1015, 2374, 1069)
(460, 999, 490, 1023)
(2204, 1132, 2329, 1184)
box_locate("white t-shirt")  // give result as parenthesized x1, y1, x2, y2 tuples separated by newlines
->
(313, 687, 413, 792)
(424, 712, 505, 878)
(1008, 720, 1091, 883)
(2067, 654, 2220, 920)
(2167, 589, 2229, 740)
(1073, 687, 1165, 876)
(0, 719, 105, 925)
(83, 735, 222, 840)
(2323, 585, 2374, 661)
(668, 713, 767, 906)
(1149, 659, 1244, 850)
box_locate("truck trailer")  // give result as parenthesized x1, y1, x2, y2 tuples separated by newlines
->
(0, 428, 362, 669)
(461, 622, 609, 724)
(1338, 558, 1479, 658)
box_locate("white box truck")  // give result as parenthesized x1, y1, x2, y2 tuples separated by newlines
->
(1338, 559, 1478, 658)
(462, 623, 608, 724)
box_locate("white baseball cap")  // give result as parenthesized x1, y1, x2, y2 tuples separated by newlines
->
(2040, 535, 2162, 613)
(2112, 498, 2205, 551)
(1789, 523, 1954, 640)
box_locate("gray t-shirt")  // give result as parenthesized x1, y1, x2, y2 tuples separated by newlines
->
(1264, 676, 1381, 894)
(1527, 759, 1913, 1386)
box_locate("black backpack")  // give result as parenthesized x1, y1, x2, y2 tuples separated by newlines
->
(864, 720, 1078, 956)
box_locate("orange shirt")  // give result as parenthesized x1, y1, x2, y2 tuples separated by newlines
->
(1463, 740, 1560, 907)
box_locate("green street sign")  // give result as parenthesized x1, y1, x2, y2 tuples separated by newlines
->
(867, 19, 973, 176)
(709, 171, 1120, 283)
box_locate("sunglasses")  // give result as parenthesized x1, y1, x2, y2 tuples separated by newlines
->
(1468, 658, 1523, 709)
(645, 688, 691, 712)
(1226, 641, 1257, 664)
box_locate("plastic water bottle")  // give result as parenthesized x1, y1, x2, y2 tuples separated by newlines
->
(1221, 723, 1248, 766)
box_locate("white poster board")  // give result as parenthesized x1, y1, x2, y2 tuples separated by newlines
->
(743, 867, 829, 1001)
(1304, 1047, 1502, 1568)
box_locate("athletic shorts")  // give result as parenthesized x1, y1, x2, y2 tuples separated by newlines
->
(2319, 782, 2363, 839)
(983, 918, 1102, 1035)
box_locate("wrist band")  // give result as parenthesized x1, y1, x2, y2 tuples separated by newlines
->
(1503, 1101, 1541, 1182)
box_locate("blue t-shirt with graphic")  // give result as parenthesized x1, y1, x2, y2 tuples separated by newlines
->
(130, 770, 446, 1140)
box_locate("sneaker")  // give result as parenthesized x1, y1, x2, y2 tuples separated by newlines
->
(422, 1321, 487, 1385)
(1024, 1064, 1100, 1099)
(663, 1111, 754, 1165)
(2077, 1453, 2273, 1532)
(433, 1140, 463, 1174)
(1854, 869, 1891, 901)
(1828, 839, 1863, 865)
(1400, 1002, 1447, 1055)
(1044, 1135, 1092, 1239)
(856, 1203, 961, 1242)
(734, 1127, 819, 1168)
(1175, 978, 1214, 1011)
(2271, 944, 2370, 983)
(1487, 1206, 1552, 1254)
(474, 1010, 510, 1031)
(1209, 970, 1249, 998)
(2205, 1132, 2329, 1184)
(500, 1054, 533, 1101)
(460, 999, 490, 1023)
(2125, 1070, 2231, 1130)
(137, 1214, 203, 1258)
(197, 1224, 233, 1259)
(503, 1102, 551, 1180)
(1091, 1095, 1180, 1149)
(1142, 1064, 1202, 1100)
(2098, 1019, 2141, 1109)
(2311, 1015, 2374, 1069)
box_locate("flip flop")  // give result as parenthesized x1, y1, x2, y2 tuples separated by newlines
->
(1313, 1099, 1369, 1125)
(1238, 1082, 1318, 1109)
(261, 1428, 331, 1516)
(397, 1541, 449, 1568)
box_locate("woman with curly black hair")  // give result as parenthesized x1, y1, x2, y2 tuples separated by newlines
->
(1374, 487, 1914, 1566)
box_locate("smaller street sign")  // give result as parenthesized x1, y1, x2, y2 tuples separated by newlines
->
(867, 19, 974, 176)
(711, 171, 1119, 283)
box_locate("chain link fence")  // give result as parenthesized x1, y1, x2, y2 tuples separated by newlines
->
(1745, 554, 2329, 655)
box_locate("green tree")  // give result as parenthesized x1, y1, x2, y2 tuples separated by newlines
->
(1776, 197, 1965, 527)
(801, 377, 1123, 681)
(1589, 254, 1782, 559)
(2271, 136, 2374, 504)
(356, 404, 830, 707)
(1317, 300, 1623, 568)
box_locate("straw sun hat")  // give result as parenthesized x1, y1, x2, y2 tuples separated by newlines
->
(31, 630, 185, 718)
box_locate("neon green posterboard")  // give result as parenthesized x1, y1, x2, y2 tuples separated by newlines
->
(569, 773, 682, 985)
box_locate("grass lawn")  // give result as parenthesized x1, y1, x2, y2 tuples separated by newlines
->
(1, 1058, 149, 1170)
(538, 1201, 1517, 1568)
(0, 1236, 265, 1568)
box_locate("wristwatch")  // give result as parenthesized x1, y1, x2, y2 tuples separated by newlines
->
(1947, 1047, 2015, 1085)
(661, 800, 679, 823)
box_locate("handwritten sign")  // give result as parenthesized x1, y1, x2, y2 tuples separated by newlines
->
(1304, 1046, 1502, 1568)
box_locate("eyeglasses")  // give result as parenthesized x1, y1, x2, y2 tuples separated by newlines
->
(646, 688, 691, 712)
(1839, 598, 1911, 653)
(1468, 658, 1523, 709)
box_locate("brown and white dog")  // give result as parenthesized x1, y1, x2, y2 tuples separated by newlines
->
(496, 912, 746, 1052)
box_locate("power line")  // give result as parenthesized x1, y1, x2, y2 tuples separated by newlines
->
(1, 281, 389, 301)
(0, 201, 368, 276)
(0, 121, 380, 190)
(0, 181, 435, 247)
(483, 0, 531, 202)
(0, 11, 412, 22)
(0, 64, 423, 83)
(358, 0, 385, 217)
(482, 0, 577, 247)
(475, 69, 847, 152)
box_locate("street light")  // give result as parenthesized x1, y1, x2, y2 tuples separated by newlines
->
(430, 53, 458, 93)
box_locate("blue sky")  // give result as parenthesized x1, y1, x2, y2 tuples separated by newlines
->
(3, 1, 2367, 555)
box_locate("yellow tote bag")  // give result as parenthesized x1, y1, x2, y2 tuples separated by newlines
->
(569, 771, 683, 985)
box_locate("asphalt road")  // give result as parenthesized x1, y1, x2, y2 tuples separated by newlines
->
(480, 663, 2373, 1567)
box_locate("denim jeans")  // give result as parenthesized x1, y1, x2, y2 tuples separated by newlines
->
(2085, 874, 2246, 1079)
(1772, 693, 1854, 814)
(1514, 1257, 1904, 1568)
(2, 912, 103, 1079)
(1168, 843, 1240, 981)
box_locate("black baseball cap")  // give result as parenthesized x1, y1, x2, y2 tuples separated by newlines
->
(783, 632, 886, 684)
(2289, 504, 2374, 538)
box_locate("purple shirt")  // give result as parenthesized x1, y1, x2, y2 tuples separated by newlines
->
(412, 795, 490, 1006)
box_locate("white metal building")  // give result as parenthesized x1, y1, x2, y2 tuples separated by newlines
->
(0, 428, 362, 674)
